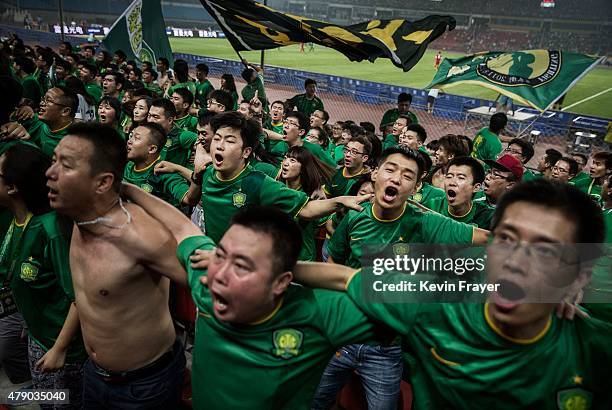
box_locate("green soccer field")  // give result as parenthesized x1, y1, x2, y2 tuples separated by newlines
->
(170, 37, 612, 119)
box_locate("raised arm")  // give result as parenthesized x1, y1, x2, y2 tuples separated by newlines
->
(298, 194, 371, 220)
(293, 261, 357, 291)
(122, 182, 201, 244)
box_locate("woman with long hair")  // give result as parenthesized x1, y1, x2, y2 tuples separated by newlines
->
(128, 96, 152, 134)
(220, 73, 239, 111)
(278, 146, 334, 261)
(0, 143, 86, 409)
(63, 75, 95, 122)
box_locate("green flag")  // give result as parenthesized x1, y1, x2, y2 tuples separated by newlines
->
(103, 0, 172, 65)
(426, 50, 603, 111)
(200, 0, 455, 72)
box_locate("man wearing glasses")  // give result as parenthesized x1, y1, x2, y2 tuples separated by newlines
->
(0, 86, 78, 158)
(551, 157, 579, 184)
(501, 138, 536, 180)
(474, 154, 523, 207)
(324, 135, 371, 198)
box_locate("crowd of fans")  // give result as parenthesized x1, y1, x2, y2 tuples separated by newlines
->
(0, 32, 610, 409)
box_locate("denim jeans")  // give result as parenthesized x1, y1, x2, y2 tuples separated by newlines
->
(0, 312, 31, 384)
(82, 339, 186, 409)
(311, 344, 403, 410)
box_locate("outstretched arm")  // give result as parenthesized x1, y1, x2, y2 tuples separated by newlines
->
(122, 182, 201, 244)
(298, 194, 371, 220)
(293, 261, 356, 291)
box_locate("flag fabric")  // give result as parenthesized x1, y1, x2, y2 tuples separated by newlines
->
(426, 50, 603, 111)
(200, 0, 455, 72)
(103, 0, 173, 65)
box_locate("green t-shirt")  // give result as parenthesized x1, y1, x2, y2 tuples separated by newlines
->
(201, 165, 309, 243)
(324, 167, 369, 198)
(195, 79, 214, 107)
(382, 133, 399, 151)
(21, 74, 42, 106)
(425, 197, 494, 230)
(123, 159, 189, 207)
(167, 81, 197, 98)
(250, 159, 280, 179)
(0, 212, 87, 361)
(570, 171, 590, 186)
(379, 108, 419, 130)
(177, 235, 377, 410)
(347, 271, 612, 410)
(572, 177, 602, 202)
(471, 127, 502, 161)
(22, 116, 71, 158)
(333, 144, 345, 165)
(522, 169, 542, 181)
(301, 140, 336, 168)
(144, 82, 163, 97)
(85, 81, 102, 105)
(329, 202, 474, 268)
(174, 114, 198, 133)
(263, 120, 285, 155)
(162, 127, 198, 168)
(411, 183, 445, 205)
(241, 74, 268, 109)
(287, 93, 324, 118)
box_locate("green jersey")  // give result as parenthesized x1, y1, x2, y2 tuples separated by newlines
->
(22, 116, 72, 157)
(287, 93, 324, 118)
(471, 127, 502, 161)
(411, 183, 445, 205)
(347, 271, 612, 410)
(263, 119, 285, 154)
(301, 140, 336, 168)
(201, 165, 309, 243)
(570, 171, 590, 186)
(425, 197, 494, 230)
(382, 134, 399, 151)
(84, 81, 102, 104)
(162, 127, 198, 168)
(250, 159, 280, 179)
(167, 81, 197, 98)
(0, 212, 86, 361)
(380, 108, 418, 131)
(522, 169, 542, 181)
(195, 79, 214, 107)
(242, 74, 268, 109)
(178, 235, 378, 410)
(324, 167, 369, 198)
(573, 177, 602, 201)
(123, 158, 190, 207)
(174, 114, 198, 133)
(21, 74, 42, 106)
(144, 82, 163, 97)
(333, 145, 345, 165)
(328, 202, 474, 268)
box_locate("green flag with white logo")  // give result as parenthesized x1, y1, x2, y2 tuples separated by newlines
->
(103, 0, 173, 65)
(426, 50, 603, 111)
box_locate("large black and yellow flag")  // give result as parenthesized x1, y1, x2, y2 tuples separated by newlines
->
(200, 0, 455, 72)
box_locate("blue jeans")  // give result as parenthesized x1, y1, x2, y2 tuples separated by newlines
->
(311, 344, 403, 410)
(82, 339, 185, 409)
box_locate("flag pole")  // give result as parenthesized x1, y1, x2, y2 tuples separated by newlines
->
(58, 0, 65, 42)
(260, 0, 267, 69)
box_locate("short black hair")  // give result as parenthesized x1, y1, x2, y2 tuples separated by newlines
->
(99, 96, 122, 116)
(305, 78, 317, 87)
(14, 56, 35, 74)
(83, 45, 94, 53)
(571, 152, 588, 166)
(1, 143, 51, 215)
(82, 62, 97, 77)
(197, 111, 216, 127)
(286, 111, 310, 132)
(114, 49, 127, 61)
(104, 71, 125, 88)
(447, 156, 485, 184)
(508, 138, 535, 163)
(557, 157, 579, 177)
(490, 112, 508, 133)
(209, 111, 261, 151)
(342, 123, 365, 139)
(150, 98, 177, 118)
(172, 87, 194, 107)
(398, 92, 412, 103)
(157, 57, 169, 69)
(349, 135, 372, 157)
(545, 148, 563, 168)
(396, 115, 412, 126)
(406, 123, 427, 144)
(208, 89, 233, 111)
(416, 150, 432, 179)
(137, 122, 167, 153)
(438, 134, 470, 159)
(55, 58, 72, 72)
(142, 67, 158, 81)
(492, 179, 605, 244)
(173, 59, 189, 82)
(54, 85, 79, 118)
(196, 63, 209, 75)
(592, 151, 612, 170)
(359, 121, 375, 133)
(229, 206, 302, 276)
(130, 67, 142, 79)
(65, 123, 127, 192)
(377, 146, 425, 182)
(60, 41, 72, 52)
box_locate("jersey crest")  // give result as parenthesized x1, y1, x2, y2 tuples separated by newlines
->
(232, 191, 247, 208)
(272, 329, 303, 359)
(20, 257, 40, 282)
(141, 183, 154, 193)
(557, 387, 592, 410)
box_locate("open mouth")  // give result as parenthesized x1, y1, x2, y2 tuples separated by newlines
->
(47, 186, 59, 200)
(210, 289, 229, 314)
(383, 186, 399, 203)
(99, 114, 107, 122)
(492, 279, 526, 311)
(213, 153, 224, 167)
(447, 189, 457, 201)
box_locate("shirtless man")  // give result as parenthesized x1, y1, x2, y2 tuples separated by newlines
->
(45, 122, 187, 408)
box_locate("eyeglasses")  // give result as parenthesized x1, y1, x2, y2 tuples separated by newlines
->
(343, 147, 365, 156)
(504, 147, 523, 157)
(40, 96, 69, 107)
(207, 100, 223, 108)
(487, 169, 512, 180)
(552, 166, 569, 174)
(283, 120, 300, 127)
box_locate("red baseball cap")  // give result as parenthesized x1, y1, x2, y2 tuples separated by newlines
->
(484, 154, 523, 180)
